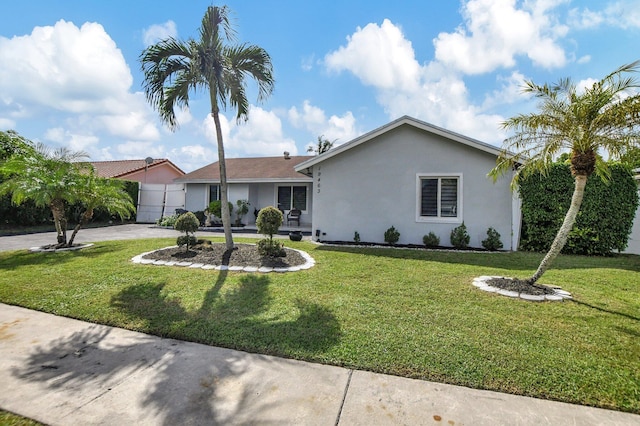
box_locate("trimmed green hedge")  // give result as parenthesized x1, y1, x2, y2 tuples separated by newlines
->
(1, 179, 139, 226)
(519, 163, 639, 255)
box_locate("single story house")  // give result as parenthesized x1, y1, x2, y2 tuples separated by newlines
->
(91, 159, 185, 184)
(175, 155, 314, 226)
(295, 115, 520, 250)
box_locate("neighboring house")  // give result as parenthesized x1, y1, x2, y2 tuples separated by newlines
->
(295, 115, 520, 250)
(175, 155, 314, 226)
(623, 168, 640, 255)
(90, 159, 185, 184)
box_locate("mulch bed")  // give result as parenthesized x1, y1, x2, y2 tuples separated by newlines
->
(141, 242, 307, 268)
(486, 277, 556, 296)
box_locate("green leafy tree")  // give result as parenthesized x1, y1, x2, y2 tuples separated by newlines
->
(0, 142, 90, 246)
(307, 135, 335, 155)
(490, 61, 640, 284)
(0, 130, 34, 161)
(67, 172, 136, 246)
(140, 5, 274, 250)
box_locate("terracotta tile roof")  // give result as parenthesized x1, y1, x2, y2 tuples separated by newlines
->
(177, 156, 314, 182)
(90, 159, 184, 178)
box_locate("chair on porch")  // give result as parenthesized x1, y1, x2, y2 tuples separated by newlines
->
(286, 209, 301, 226)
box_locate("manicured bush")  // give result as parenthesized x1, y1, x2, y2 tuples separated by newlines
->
(257, 238, 285, 257)
(256, 206, 284, 257)
(256, 206, 283, 239)
(174, 211, 199, 251)
(518, 162, 638, 255)
(384, 226, 400, 245)
(450, 223, 470, 249)
(354, 231, 361, 244)
(176, 235, 198, 248)
(482, 227, 503, 251)
(423, 232, 440, 248)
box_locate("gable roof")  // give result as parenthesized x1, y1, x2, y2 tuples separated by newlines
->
(176, 155, 314, 183)
(295, 115, 504, 174)
(91, 159, 184, 178)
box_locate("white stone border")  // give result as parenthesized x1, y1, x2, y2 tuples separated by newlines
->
(29, 243, 94, 253)
(131, 245, 315, 273)
(472, 276, 573, 302)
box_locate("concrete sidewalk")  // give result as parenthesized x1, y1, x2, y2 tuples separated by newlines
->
(1, 304, 638, 425)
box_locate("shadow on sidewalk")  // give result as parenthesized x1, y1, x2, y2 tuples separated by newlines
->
(11, 324, 285, 424)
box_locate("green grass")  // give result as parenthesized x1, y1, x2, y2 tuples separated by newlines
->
(1, 237, 639, 413)
(0, 410, 42, 425)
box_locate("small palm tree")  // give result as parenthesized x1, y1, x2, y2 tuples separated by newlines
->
(67, 171, 136, 246)
(0, 143, 90, 246)
(140, 5, 274, 250)
(307, 135, 335, 155)
(490, 61, 640, 284)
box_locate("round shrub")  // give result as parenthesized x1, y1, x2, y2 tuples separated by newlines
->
(256, 206, 283, 239)
(450, 223, 470, 249)
(423, 232, 440, 248)
(177, 235, 198, 248)
(257, 238, 286, 257)
(384, 226, 400, 245)
(174, 211, 199, 251)
(481, 227, 503, 251)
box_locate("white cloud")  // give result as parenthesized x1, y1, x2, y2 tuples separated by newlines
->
(288, 100, 358, 145)
(324, 19, 507, 144)
(203, 107, 297, 157)
(0, 117, 16, 129)
(577, 55, 591, 64)
(44, 127, 100, 153)
(433, 0, 568, 74)
(0, 20, 160, 143)
(325, 19, 420, 91)
(142, 20, 177, 46)
(569, 1, 640, 29)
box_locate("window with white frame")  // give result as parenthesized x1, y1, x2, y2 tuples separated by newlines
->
(277, 185, 307, 211)
(209, 184, 220, 203)
(417, 174, 461, 221)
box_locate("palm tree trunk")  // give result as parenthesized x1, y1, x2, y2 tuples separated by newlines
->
(68, 208, 93, 246)
(211, 109, 234, 250)
(50, 198, 67, 246)
(529, 174, 588, 284)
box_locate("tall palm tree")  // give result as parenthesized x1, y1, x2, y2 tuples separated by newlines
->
(490, 61, 640, 284)
(0, 143, 90, 246)
(140, 6, 274, 250)
(67, 171, 136, 246)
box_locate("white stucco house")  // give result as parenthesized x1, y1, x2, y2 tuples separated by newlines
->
(175, 155, 314, 227)
(623, 168, 640, 255)
(294, 116, 521, 250)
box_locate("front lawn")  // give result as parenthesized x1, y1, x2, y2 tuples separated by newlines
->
(0, 238, 638, 413)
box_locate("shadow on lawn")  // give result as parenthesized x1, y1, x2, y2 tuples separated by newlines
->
(110, 272, 342, 356)
(314, 244, 640, 273)
(0, 244, 119, 271)
(12, 324, 289, 424)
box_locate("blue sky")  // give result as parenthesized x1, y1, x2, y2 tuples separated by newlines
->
(1, 0, 638, 172)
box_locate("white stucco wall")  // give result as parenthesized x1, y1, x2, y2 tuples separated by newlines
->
(623, 185, 640, 255)
(311, 125, 516, 249)
(184, 184, 207, 212)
